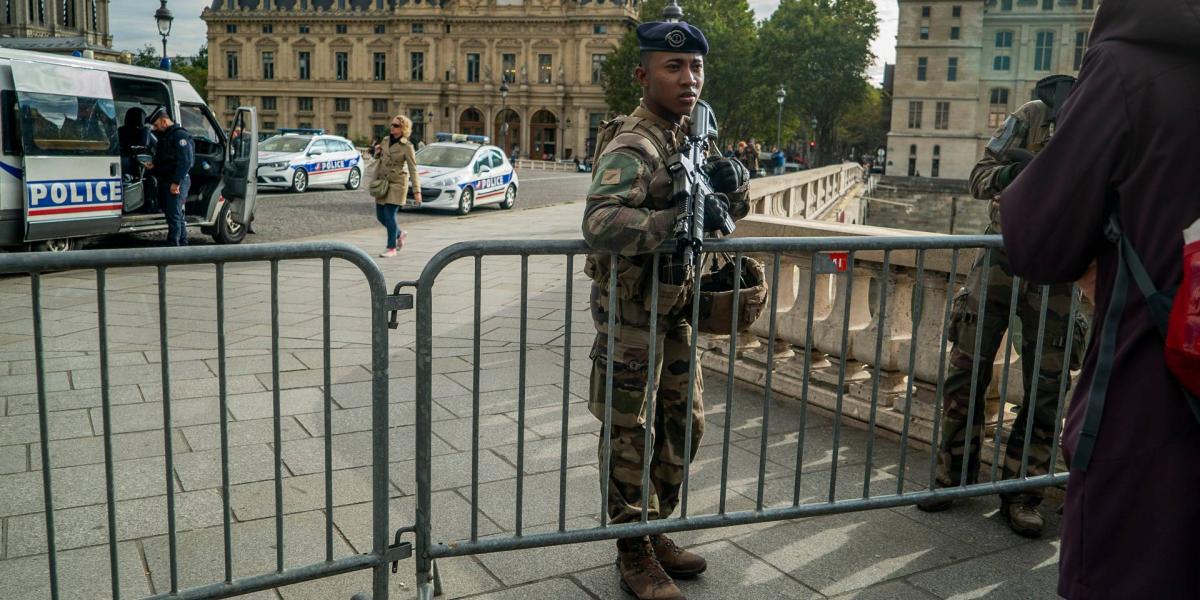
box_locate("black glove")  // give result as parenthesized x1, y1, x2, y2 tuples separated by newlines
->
(996, 148, 1035, 189)
(703, 157, 749, 194)
(703, 192, 732, 233)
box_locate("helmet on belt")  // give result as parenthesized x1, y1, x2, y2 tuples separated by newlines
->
(693, 255, 769, 335)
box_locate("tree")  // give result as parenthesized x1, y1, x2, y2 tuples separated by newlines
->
(757, 0, 878, 166)
(601, 0, 760, 141)
(837, 84, 886, 161)
(131, 44, 161, 69)
(175, 45, 209, 103)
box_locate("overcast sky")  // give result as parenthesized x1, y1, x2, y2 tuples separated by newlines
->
(112, 0, 898, 83)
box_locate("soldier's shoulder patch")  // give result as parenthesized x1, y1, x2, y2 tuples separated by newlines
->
(601, 169, 621, 185)
(588, 150, 646, 198)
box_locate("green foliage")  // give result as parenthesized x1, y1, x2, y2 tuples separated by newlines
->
(602, 0, 880, 166)
(757, 0, 878, 166)
(131, 44, 161, 69)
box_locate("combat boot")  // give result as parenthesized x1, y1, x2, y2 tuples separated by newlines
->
(616, 537, 685, 600)
(1002, 501, 1045, 538)
(649, 534, 707, 578)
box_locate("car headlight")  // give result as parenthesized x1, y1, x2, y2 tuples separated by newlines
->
(441, 175, 463, 186)
(262, 161, 289, 169)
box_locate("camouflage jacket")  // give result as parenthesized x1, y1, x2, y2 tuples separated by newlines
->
(581, 103, 750, 297)
(969, 100, 1052, 231)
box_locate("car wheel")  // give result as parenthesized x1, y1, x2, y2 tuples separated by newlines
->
(211, 202, 247, 244)
(345, 167, 362, 190)
(291, 170, 309, 193)
(500, 184, 517, 210)
(457, 187, 475, 215)
(32, 238, 76, 252)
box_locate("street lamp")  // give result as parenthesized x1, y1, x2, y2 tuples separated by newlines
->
(499, 81, 510, 141)
(154, 0, 174, 70)
(775, 86, 786, 156)
(810, 116, 818, 166)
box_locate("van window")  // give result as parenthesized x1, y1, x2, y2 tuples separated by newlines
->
(1, 90, 22, 156)
(16, 92, 117, 156)
(179, 104, 219, 143)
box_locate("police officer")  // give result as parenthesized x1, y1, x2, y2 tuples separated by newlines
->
(144, 106, 194, 246)
(581, 18, 750, 600)
(918, 74, 1088, 538)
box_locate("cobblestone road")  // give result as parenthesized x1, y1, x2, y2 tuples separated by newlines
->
(88, 170, 591, 248)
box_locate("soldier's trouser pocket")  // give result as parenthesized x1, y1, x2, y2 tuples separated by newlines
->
(586, 257, 647, 302)
(588, 339, 653, 429)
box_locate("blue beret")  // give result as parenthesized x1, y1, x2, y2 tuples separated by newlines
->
(636, 21, 709, 56)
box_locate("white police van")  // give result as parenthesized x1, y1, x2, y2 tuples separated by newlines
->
(0, 48, 258, 251)
(256, 130, 363, 193)
(413, 133, 518, 215)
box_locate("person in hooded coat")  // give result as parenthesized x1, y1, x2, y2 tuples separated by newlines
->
(998, 1, 1200, 597)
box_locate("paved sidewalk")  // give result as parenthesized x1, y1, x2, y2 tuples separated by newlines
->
(0, 202, 1062, 599)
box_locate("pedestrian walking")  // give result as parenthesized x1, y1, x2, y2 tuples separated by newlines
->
(372, 115, 421, 258)
(142, 106, 194, 247)
(741, 138, 760, 177)
(581, 19, 751, 600)
(999, 1, 1200, 596)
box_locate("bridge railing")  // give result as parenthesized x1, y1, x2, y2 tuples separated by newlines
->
(745, 163, 864, 221)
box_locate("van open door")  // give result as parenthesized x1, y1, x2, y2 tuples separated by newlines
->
(222, 107, 258, 228)
(12, 60, 123, 245)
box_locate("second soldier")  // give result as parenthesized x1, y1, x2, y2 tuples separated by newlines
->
(581, 18, 750, 600)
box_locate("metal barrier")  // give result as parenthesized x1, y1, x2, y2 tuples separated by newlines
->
(411, 235, 1079, 598)
(1, 234, 1081, 599)
(0, 243, 410, 600)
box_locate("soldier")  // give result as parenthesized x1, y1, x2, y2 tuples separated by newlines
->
(918, 74, 1087, 538)
(143, 106, 195, 247)
(581, 19, 750, 600)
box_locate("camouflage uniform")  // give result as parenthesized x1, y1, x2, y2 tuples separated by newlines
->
(935, 100, 1089, 507)
(582, 103, 750, 525)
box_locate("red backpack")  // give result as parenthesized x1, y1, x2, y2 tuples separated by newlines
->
(1074, 215, 1200, 471)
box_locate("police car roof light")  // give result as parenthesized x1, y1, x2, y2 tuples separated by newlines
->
(434, 132, 490, 145)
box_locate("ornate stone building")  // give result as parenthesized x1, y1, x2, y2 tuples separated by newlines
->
(0, 0, 114, 57)
(886, 0, 1096, 180)
(203, 0, 637, 160)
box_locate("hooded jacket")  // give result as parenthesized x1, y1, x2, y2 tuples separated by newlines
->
(1000, 1, 1200, 598)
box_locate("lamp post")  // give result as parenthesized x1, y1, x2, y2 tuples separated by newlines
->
(775, 85, 786, 158)
(154, 0, 173, 71)
(810, 116, 818, 166)
(499, 81, 510, 149)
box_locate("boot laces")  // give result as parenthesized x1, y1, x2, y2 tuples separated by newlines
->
(635, 542, 674, 585)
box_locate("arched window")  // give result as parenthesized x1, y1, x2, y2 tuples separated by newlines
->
(459, 108, 484, 136)
(530, 110, 559, 160)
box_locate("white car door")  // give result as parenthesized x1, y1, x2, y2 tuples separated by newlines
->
(305, 139, 333, 186)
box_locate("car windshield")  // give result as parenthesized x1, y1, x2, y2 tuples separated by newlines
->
(260, 136, 311, 153)
(415, 145, 475, 168)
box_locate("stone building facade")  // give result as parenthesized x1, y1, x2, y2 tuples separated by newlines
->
(0, 0, 114, 57)
(886, 0, 1096, 180)
(203, 0, 636, 160)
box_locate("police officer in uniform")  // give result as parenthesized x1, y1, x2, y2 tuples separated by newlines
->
(144, 106, 195, 246)
(918, 75, 1088, 538)
(581, 18, 750, 600)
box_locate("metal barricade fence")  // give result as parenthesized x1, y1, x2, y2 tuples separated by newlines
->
(1, 234, 1083, 599)
(411, 235, 1080, 599)
(0, 243, 411, 600)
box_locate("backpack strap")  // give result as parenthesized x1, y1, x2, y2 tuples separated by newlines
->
(1075, 213, 1200, 471)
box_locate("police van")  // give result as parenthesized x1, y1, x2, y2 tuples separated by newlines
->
(0, 48, 259, 251)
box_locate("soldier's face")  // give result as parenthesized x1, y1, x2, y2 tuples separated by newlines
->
(636, 52, 705, 121)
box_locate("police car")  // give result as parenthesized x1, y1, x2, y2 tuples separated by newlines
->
(256, 130, 363, 193)
(412, 133, 518, 215)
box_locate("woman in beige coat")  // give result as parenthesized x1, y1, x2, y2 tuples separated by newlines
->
(373, 115, 422, 257)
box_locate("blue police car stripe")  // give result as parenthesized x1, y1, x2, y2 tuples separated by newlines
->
(0, 162, 23, 179)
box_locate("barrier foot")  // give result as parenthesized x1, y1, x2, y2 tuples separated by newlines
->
(433, 560, 444, 597)
(418, 582, 435, 600)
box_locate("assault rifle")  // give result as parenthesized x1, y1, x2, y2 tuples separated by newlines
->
(667, 100, 735, 276)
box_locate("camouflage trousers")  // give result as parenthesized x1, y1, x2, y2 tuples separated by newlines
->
(587, 275, 704, 525)
(935, 245, 1087, 506)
